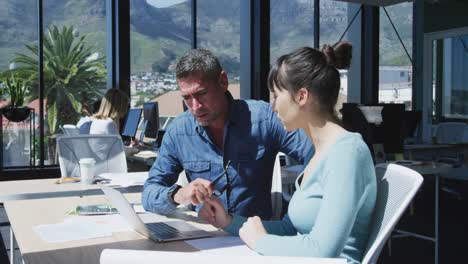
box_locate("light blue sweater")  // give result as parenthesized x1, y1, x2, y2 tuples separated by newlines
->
(225, 132, 377, 264)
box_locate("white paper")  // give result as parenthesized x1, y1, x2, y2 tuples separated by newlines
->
(100, 249, 347, 264)
(137, 150, 157, 156)
(33, 221, 112, 243)
(98, 172, 148, 187)
(65, 215, 133, 233)
(185, 236, 257, 256)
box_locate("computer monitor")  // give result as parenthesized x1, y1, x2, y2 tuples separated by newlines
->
(341, 103, 377, 153)
(121, 108, 142, 137)
(401, 110, 422, 139)
(143, 102, 159, 139)
(341, 103, 405, 158)
(380, 104, 405, 154)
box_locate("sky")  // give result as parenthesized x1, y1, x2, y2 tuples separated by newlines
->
(146, 0, 187, 8)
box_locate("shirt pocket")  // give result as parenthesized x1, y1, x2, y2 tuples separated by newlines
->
(183, 160, 211, 181)
(234, 146, 266, 184)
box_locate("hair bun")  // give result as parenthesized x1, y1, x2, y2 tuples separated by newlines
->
(322, 42, 352, 70)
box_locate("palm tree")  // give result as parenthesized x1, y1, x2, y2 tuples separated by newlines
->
(11, 25, 106, 162)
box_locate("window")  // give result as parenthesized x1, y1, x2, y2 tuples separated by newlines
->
(0, 0, 108, 169)
(269, 0, 315, 102)
(379, 3, 413, 109)
(0, 0, 38, 168)
(433, 35, 468, 119)
(197, 0, 240, 99)
(320, 0, 361, 116)
(41, 0, 107, 165)
(130, 0, 191, 121)
(270, 0, 315, 65)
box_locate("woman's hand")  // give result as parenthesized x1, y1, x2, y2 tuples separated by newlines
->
(239, 216, 267, 250)
(198, 197, 232, 229)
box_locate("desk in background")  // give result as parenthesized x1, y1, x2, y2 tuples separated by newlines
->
(390, 161, 452, 264)
(404, 143, 467, 162)
(125, 149, 158, 170)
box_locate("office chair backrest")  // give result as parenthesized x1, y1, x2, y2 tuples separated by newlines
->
(57, 134, 127, 178)
(271, 153, 282, 220)
(362, 163, 423, 264)
(60, 124, 80, 136)
(435, 122, 467, 144)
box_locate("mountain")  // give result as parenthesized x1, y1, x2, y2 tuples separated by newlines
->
(0, 0, 413, 74)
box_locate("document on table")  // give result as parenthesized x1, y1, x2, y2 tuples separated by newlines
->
(100, 249, 347, 264)
(33, 214, 135, 243)
(33, 221, 112, 243)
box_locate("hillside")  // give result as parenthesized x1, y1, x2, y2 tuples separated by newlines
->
(0, 0, 413, 73)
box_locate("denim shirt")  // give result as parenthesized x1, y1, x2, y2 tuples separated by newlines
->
(142, 92, 314, 219)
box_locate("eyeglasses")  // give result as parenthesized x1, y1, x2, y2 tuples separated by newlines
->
(211, 160, 231, 197)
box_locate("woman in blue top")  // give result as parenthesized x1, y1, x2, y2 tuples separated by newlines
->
(198, 42, 377, 264)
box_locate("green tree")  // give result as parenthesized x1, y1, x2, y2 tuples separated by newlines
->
(9, 25, 106, 163)
(11, 25, 106, 135)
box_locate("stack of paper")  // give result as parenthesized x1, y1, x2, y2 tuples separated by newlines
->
(33, 221, 112, 243)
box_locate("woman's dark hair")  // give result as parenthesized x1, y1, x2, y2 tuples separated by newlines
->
(268, 42, 352, 122)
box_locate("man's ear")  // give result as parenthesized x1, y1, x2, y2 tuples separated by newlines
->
(296, 87, 309, 107)
(218, 71, 229, 92)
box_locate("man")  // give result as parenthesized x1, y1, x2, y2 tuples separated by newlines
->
(142, 49, 313, 219)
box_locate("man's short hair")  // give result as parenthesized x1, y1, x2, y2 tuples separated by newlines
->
(176, 48, 222, 83)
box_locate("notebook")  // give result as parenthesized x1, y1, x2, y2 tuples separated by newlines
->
(100, 185, 212, 242)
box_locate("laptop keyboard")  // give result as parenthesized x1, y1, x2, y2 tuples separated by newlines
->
(146, 222, 187, 240)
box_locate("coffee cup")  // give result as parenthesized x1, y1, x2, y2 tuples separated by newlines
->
(79, 158, 96, 185)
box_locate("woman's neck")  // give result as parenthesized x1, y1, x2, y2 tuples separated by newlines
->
(303, 120, 346, 154)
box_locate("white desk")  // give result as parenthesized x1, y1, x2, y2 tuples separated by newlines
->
(4, 193, 345, 264)
(0, 177, 145, 264)
(0, 177, 142, 204)
(4, 193, 217, 264)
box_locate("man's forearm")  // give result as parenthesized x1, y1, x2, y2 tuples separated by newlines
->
(141, 183, 178, 214)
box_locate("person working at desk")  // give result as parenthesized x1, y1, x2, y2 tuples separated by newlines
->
(142, 48, 314, 219)
(198, 43, 377, 264)
(78, 87, 129, 135)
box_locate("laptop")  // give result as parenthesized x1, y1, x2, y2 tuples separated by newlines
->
(100, 185, 213, 242)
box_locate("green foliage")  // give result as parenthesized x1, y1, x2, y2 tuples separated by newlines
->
(0, 70, 30, 107)
(11, 25, 106, 134)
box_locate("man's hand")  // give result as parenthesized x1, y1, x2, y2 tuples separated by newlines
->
(173, 178, 214, 206)
(198, 197, 232, 229)
(239, 216, 267, 250)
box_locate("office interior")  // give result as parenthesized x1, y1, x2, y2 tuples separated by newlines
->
(1, 0, 468, 263)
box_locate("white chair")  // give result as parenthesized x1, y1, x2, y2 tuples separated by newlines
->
(60, 124, 80, 136)
(271, 153, 282, 220)
(362, 163, 423, 264)
(56, 134, 127, 178)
